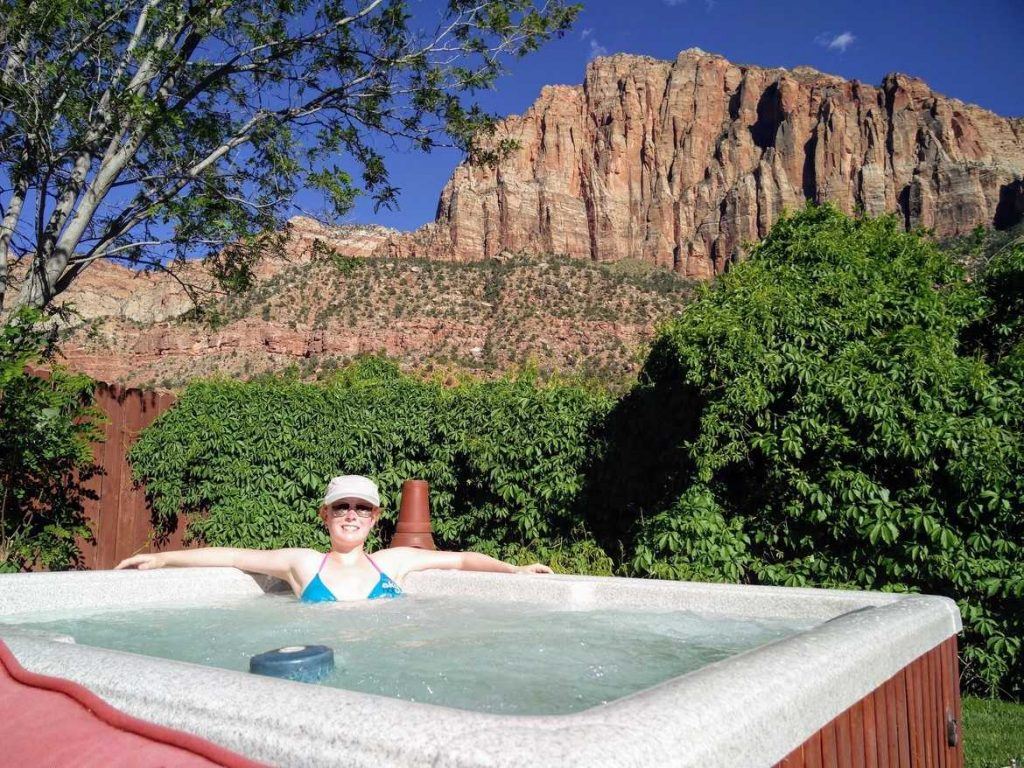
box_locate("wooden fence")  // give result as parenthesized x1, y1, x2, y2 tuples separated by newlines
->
(76, 380, 186, 570)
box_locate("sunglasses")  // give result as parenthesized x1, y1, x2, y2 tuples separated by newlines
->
(327, 501, 375, 519)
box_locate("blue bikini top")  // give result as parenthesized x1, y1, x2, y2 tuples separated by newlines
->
(300, 552, 402, 602)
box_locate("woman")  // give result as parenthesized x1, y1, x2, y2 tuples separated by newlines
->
(115, 475, 552, 601)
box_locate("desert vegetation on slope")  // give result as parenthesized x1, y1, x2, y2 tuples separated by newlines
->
(61, 252, 695, 390)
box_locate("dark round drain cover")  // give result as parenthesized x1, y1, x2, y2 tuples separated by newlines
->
(249, 645, 334, 682)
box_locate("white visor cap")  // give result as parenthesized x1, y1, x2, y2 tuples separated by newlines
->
(322, 475, 381, 508)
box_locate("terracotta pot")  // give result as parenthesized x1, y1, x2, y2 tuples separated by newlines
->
(391, 479, 436, 550)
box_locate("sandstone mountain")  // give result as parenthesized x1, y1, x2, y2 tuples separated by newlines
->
(379, 49, 1024, 277)
(52, 49, 1024, 387)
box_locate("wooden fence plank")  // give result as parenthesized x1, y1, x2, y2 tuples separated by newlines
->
(836, 710, 854, 768)
(779, 745, 805, 768)
(805, 730, 823, 768)
(944, 638, 963, 768)
(76, 392, 108, 570)
(127, 390, 151, 559)
(872, 688, 888, 768)
(822, 720, 840, 768)
(850, 701, 866, 768)
(885, 674, 902, 768)
(934, 646, 947, 768)
(924, 646, 937, 768)
(114, 387, 140, 565)
(95, 385, 126, 571)
(128, 387, 167, 561)
(897, 666, 913, 768)
(946, 638, 962, 768)
(862, 690, 878, 768)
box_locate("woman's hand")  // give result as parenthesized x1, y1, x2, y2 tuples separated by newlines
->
(115, 553, 165, 570)
(515, 563, 553, 574)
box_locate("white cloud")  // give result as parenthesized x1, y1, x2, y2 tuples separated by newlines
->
(815, 31, 856, 52)
(589, 38, 608, 59)
(829, 32, 856, 51)
(664, 0, 717, 11)
(580, 27, 593, 40)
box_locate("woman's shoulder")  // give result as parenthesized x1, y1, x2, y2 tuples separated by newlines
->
(280, 547, 326, 572)
(370, 547, 423, 570)
(371, 547, 464, 575)
(275, 547, 323, 560)
(371, 546, 416, 561)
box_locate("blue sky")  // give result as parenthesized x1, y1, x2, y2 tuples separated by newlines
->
(325, 0, 1024, 233)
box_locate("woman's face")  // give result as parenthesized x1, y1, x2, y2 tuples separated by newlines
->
(320, 497, 379, 545)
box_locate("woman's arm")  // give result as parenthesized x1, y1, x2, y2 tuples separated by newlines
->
(456, 551, 552, 574)
(379, 547, 553, 578)
(114, 547, 308, 584)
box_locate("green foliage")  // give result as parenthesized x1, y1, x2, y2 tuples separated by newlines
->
(0, 309, 103, 572)
(967, 237, 1024, 374)
(311, 238, 361, 276)
(1, 0, 580, 311)
(129, 357, 613, 564)
(472, 537, 615, 576)
(609, 205, 1024, 698)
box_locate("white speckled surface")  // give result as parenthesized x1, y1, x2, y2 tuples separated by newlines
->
(0, 569, 961, 768)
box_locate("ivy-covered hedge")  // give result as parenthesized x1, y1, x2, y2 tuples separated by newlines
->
(597, 206, 1024, 698)
(129, 359, 614, 569)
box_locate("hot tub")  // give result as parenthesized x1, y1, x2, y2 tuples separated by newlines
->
(0, 569, 963, 767)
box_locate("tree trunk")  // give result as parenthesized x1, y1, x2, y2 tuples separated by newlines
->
(0, 176, 27, 316)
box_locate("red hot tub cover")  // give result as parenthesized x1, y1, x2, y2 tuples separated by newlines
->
(0, 639, 267, 767)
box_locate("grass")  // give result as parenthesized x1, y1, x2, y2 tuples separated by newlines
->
(964, 696, 1024, 768)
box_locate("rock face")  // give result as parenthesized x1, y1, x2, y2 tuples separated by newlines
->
(380, 49, 1024, 277)
(56, 217, 396, 325)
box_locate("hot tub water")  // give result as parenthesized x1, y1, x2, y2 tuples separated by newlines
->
(3, 594, 815, 715)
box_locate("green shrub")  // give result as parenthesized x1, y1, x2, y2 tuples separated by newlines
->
(968, 237, 1024, 374)
(472, 537, 615, 576)
(0, 309, 103, 572)
(129, 357, 613, 560)
(598, 205, 1024, 698)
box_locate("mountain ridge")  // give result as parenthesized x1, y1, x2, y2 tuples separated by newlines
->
(373, 49, 1024, 276)
(53, 48, 1024, 386)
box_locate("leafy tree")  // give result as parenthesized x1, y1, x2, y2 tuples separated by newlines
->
(603, 205, 1024, 698)
(0, 308, 103, 571)
(0, 0, 578, 313)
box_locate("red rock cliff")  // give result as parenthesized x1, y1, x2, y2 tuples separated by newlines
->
(379, 49, 1024, 277)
